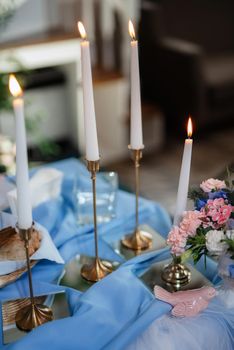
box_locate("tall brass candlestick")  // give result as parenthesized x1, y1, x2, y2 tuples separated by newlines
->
(15, 226, 53, 332)
(80, 160, 113, 282)
(121, 149, 152, 250)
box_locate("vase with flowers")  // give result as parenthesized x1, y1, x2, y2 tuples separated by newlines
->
(164, 174, 234, 288)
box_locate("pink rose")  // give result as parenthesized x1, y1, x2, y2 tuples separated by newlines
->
(212, 198, 226, 207)
(216, 205, 233, 225)
(200, 178, 226, 193)
(203, 198, 233, 229)
(206, 198, 225, 217)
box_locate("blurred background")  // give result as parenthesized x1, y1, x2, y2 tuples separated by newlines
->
(0, 0, 233, 216)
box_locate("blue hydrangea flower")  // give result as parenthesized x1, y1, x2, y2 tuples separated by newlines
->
(227, 218, 234, 229)
(229, 264, 234, 278)
(195, 198, 207, 210)
(208, 190, 227, 200)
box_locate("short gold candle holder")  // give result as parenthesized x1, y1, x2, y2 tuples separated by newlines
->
(121, 148, 152, 251)
(15, 226, 53, 332)
(80, 160, 113, 282)
(161, 256, 191, 290)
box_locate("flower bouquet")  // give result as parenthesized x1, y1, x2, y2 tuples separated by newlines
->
(167, 177, 234, 273)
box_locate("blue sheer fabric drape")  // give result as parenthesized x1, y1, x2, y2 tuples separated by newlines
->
(1, 158, 233, 350)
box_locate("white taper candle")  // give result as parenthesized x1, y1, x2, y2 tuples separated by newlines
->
(78, 21, 99, 161)
(173, 118, 193, 226)
(9, 75, 32, 229)
(129, 20, 143, 150)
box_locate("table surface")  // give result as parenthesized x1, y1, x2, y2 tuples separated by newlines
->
(0, 158, 233, 350)
(0, 29, 78, 49)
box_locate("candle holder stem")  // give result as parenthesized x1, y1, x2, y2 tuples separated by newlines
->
(24, 229, 35, 306)
(121, 149, 152, 251)
(81, 160, 113, 282)
(135, 150, 140, 230)
(15, 226, 53, 332)
(91, 168, 99, 261)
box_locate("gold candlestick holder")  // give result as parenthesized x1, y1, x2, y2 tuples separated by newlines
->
(161, 256, 191, 289)
(121, 148, 152, 251)
(80, 160, 113, 282)
(15, 225, 53, 332)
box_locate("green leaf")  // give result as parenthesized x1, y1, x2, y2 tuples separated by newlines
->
(223, 238, 234, 251)
(226, 191, 234, 205)
(188, 187, 207, 201)
(181, 250, 192, 263)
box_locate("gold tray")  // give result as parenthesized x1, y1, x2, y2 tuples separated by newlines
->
(140, 258, 213, 293)
(2, 291, 69, 345)
(2, 295, 45, 326)
(112, 224, 167, 260)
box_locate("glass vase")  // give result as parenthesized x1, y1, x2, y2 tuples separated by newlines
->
(217, 252, 234, 308)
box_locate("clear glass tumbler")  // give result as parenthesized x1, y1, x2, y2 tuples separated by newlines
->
(74, 172, 118, 225)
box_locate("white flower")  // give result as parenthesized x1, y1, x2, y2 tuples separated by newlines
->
(226, 229, 234, 240)
(206, 230, 227, 254)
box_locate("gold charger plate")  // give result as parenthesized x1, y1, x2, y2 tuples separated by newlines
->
(0, 260, 37, 288)
(0, 226, 41, 288)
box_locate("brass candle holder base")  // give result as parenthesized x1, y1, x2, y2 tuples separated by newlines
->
(80, 159, 113, 283)
(121, 229, 152, 251)
(15, 303, 53, 332)
(161, 259, 191, 289)
(121, 147, 152, 251)
(15, 225, 54, 332)
(81, 258, 112, 283)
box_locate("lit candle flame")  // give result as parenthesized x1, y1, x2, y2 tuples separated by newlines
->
(77, 21, 87, 40)
(187, 117, 193, 138)
(128, 20, 136, 41)
(9, 74, 23, 97)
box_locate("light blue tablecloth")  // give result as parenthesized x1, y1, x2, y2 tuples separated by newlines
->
(1, 158, 233, 350)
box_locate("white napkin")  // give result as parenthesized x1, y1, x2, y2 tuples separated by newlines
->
(7, 167, 63, 216)
(0, 212, 64, 276)
(0, 176, 15, 210)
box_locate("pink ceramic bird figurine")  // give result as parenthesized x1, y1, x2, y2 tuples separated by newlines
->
(154, 285, 216, 317)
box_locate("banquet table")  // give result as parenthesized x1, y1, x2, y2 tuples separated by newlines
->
(0, 158, 233, 350)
